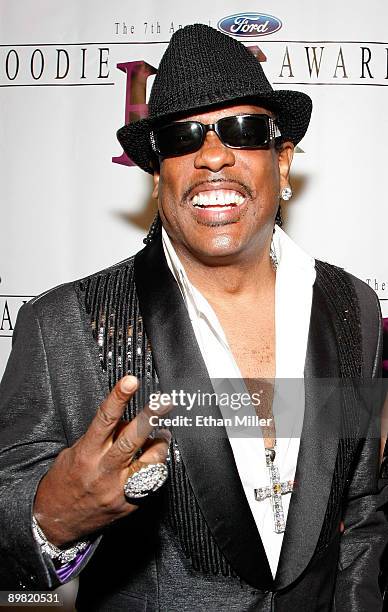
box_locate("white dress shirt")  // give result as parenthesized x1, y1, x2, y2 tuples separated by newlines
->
(162, 225, 316, 577)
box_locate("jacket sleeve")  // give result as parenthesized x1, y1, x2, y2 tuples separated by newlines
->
(0, 301, 99, 590)
(333, 293, 388, 611)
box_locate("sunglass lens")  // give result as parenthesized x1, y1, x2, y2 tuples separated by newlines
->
(219, 115, 269, 148)
(155, 122, 203, 157)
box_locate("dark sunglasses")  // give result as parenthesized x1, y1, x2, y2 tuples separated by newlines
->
(149, 114, 281, 158)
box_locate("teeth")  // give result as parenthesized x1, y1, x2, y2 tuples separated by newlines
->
(191, 189, 245, 207)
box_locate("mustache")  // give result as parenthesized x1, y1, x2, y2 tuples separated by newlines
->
(182, 177, 253, 201)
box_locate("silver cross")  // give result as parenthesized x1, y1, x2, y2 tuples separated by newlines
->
(254, 448, 294, 533)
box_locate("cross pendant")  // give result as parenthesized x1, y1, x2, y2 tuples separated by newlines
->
(254, 448, 294, 533)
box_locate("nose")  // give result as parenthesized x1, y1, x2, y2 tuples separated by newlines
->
(194, 130, 236, 172)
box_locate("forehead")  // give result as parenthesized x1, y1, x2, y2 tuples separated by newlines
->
(176, 103, 273, 123)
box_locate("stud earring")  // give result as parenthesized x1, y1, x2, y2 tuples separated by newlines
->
(281, 186, 292, 201)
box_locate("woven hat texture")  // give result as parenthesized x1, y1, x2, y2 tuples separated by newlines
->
(117, 24, 312, 173)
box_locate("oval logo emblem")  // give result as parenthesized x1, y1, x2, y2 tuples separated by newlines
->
(218, 12, 282, 37)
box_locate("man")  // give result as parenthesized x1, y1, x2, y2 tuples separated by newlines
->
(0, 24, 386, 611)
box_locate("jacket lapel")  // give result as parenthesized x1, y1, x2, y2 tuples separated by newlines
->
(134, 235, 273, 589)
(275, 280, 342, 589)
(135, 236, 346, 590)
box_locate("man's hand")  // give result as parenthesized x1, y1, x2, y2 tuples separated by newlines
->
(33, 375, 172, 546)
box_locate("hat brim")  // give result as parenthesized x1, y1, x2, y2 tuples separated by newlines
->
(116, 89, 312, 174)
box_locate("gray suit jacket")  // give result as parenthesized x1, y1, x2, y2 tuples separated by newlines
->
(0, 238, 386, 611)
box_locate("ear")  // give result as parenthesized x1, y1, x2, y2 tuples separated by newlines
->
(152, 169, 160, 200)
(278, 142, 294, 191)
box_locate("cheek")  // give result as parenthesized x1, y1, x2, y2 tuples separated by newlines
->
(158, 158, 188, 196)
(158, 178, 180, 224)
(238, 149, 280, 189)
(156, 161, 189, 230)
(157, 158, 195, 221)
(244, 159, 280, 207)
(261, 152, 280, 187)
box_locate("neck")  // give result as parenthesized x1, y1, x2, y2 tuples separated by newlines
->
(171, 234, 276, 304)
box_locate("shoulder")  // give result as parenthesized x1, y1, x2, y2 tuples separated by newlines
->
(345, 270, 382, 377)
(346, 271, 381, 320)
(26, 254, 136, 317)
(315, 260, 382, 376)
(315, 259, 380, 319)
(13, 255, 137, 344)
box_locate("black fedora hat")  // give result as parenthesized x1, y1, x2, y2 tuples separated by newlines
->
(117, 24, 312, 174)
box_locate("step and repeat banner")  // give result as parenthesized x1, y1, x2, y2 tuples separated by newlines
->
(1, 0, 388, 378)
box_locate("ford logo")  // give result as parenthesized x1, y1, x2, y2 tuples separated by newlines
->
(218, 12, 282, 37)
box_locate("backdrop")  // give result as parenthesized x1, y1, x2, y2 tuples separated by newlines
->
(0, 2, 387, 608)
(1, 0, 387, 380)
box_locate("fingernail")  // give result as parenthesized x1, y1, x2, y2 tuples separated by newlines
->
(121, 375, 138, 393)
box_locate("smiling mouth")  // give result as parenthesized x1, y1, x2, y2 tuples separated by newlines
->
(191, 189, 245, 210)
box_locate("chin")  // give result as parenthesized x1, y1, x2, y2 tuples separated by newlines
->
(186, 232, 247, 261)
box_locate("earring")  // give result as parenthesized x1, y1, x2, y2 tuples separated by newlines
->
(281, 186, 292, 201)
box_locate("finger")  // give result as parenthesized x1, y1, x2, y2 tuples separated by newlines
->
(113, 420, 130, 440)
(83, 376, 139, 449)
(121, 436, 171, 508)
(141, 428, 172, 452)
(105, 399, 172, 467)
(138, 434, 171, 466)
(121, 434, 171, 495)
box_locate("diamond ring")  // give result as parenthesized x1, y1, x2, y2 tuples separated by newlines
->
(124, 460, 168, 502)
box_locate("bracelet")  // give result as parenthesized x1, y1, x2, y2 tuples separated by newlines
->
(32, 515, 89, 564)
